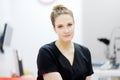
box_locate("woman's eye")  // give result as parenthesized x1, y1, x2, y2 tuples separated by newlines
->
(57, 25, 63, 28)
(68, 23, 72, 26)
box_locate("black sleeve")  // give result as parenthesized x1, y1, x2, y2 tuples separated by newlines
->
(37, 46, 58, 76)
(85, 48, 94, 76)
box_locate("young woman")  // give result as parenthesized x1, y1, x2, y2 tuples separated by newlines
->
(37, 4, 94, 80)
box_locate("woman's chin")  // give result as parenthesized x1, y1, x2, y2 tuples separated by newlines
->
(62, 38, 72, 42)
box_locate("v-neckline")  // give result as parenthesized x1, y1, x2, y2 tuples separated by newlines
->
(53, 41, 76, 67)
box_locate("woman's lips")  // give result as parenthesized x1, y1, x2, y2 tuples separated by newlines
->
(63, 34, 71, 37)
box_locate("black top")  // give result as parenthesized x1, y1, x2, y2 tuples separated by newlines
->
(37, 41, 94, 80)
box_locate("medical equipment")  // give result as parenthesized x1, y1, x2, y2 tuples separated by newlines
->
(98, 27, 120, 69)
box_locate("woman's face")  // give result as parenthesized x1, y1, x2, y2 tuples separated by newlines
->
(54, 14, 75, 42)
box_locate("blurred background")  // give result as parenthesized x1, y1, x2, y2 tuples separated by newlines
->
(0, 0, 120, 79)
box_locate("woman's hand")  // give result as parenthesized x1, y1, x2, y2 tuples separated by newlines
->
(86, 76, 91, 80)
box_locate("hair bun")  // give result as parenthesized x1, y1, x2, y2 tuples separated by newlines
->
(53, 4, 67, 11)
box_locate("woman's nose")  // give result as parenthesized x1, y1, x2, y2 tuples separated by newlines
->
(64, 27, 69, 33)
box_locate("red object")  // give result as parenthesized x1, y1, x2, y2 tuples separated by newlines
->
(0, 78, 36, 80)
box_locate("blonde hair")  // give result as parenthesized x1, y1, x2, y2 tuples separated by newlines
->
(50, 4, 74, 27)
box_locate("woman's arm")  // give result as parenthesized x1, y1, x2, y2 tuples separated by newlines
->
(43, 72, 63, 80)
(86, 76, 91, 80)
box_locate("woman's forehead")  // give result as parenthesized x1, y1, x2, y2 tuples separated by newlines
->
(55, 14, 73, 23)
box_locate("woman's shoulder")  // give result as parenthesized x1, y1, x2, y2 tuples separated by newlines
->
(74, 42, 91, 61)
(74, 42, 89, 51)
(39, 41, 55, 50)
(38, 41, 56, 56)
(37, 41, 58, 61)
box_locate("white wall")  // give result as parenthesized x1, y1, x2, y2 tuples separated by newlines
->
(0, 0, 10, 34)
(0, 0, 82, 77)
(82, 0, 120, 63)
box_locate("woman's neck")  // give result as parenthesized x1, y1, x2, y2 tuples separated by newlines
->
(55, 40, 73, 50)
